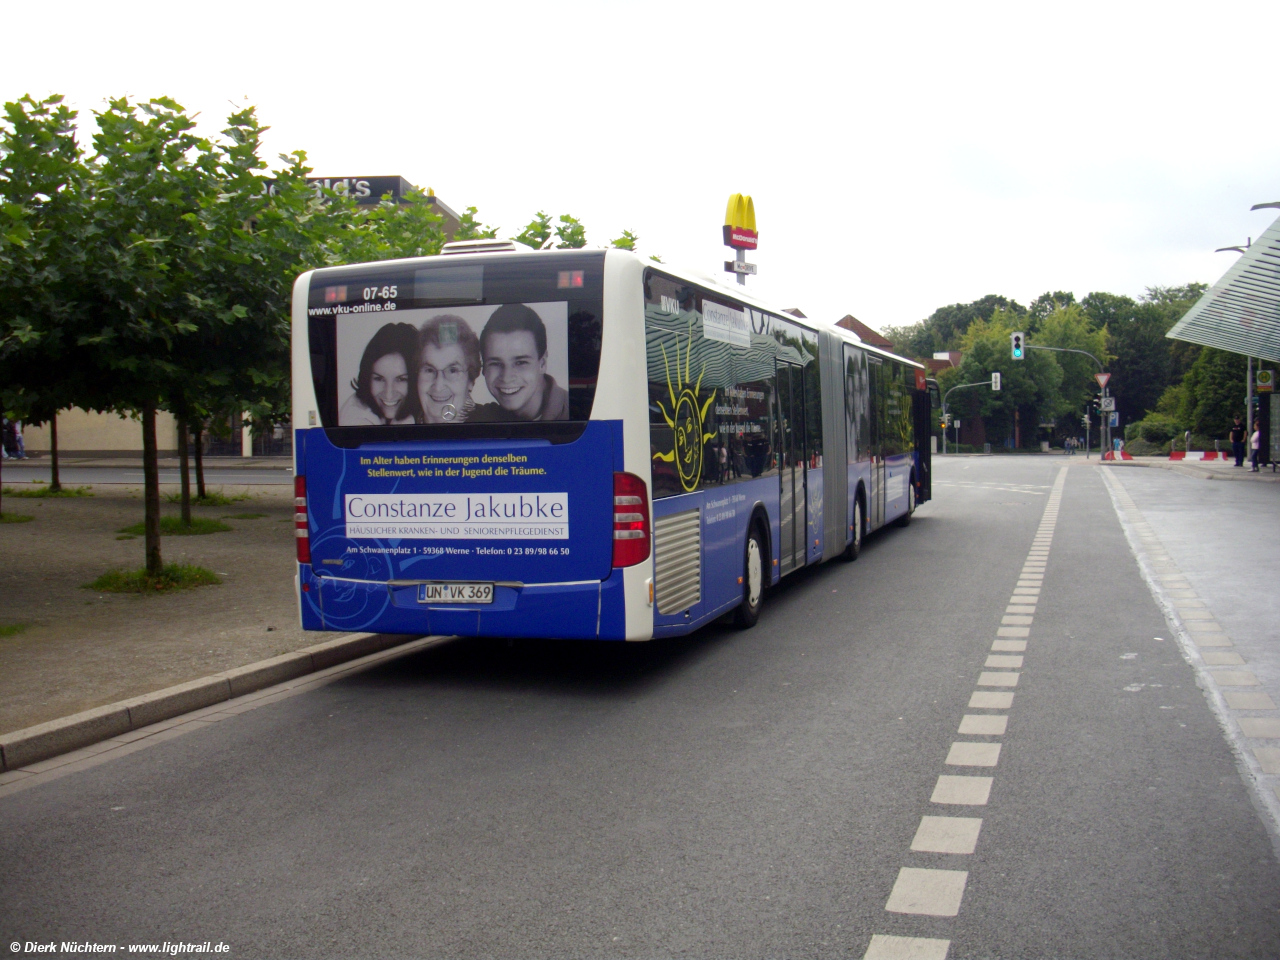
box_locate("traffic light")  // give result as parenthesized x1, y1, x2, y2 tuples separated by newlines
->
(1011, 332, 1025, 360)
(991, 372, 1002, 391)
(1081, 415, 1089, 427)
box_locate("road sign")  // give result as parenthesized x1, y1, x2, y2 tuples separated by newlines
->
(724, 260, 757, 275)
(1109, 412, 1120, 427)
(991, 372, 1002, 391)
(1258, 370, 1274, 393)
(1100, 397, 1115, 412)
(1095, 373, 1111, 389)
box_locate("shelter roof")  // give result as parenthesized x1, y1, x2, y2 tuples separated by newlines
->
(1168, 213, 1280, 362)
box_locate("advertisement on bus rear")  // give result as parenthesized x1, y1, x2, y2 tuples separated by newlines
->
(297, 420, 621, 633)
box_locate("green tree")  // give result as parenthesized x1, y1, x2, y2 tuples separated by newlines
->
(554, 214, 587, 249)
(1142, 283, 1206, 383)
(1083, 292, 1170, 424)
(74, 96, 231, 574)
(0, 94, 106, 491)
(454, 206, 497, 241)
(514, 211, 553, 250)
(1034, 303, 1110, 423)
(884, 294, 1028, 358)
(942, 308, 1063, 446)
(1028, 290, 1076, 328)
(1178, 347, 1247, 438)
(610, 229, 638, 250)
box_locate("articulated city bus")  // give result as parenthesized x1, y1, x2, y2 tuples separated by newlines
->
(291, 243, 932, 639)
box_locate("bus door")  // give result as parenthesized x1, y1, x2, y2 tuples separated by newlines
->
(913, 382, 935, 503)
(867, 358, 884, 529)
(777, 361, 807, 575)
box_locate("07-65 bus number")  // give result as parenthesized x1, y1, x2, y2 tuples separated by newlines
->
(363, 285, 397, 300)
(508, 547, 570, 555)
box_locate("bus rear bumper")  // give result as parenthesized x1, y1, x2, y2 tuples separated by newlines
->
(299, 565, 630, 640)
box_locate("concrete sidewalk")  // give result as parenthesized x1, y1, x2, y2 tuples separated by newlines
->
(1110, 456, 1280, 483)
(1102, 462, 1280, 828)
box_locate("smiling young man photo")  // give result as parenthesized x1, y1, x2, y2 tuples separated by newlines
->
(472, 303, 569, 422)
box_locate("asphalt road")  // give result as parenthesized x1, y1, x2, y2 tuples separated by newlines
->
(1, 463, 291, 486)
(2, 456, 1278, 959)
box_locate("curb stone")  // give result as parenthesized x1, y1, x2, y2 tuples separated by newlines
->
(0, 632, 420, 772)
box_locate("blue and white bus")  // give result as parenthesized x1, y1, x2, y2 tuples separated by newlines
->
(291, 242, 933, 639)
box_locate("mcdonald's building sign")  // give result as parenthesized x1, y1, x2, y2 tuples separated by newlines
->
(723, 193, 758, 250)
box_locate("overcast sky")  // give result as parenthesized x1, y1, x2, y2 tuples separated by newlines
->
(4, 1, 1278, 334)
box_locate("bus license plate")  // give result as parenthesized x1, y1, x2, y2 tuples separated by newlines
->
(418, 582, 494, 604)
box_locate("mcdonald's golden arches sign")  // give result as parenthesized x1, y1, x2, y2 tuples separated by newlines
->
(723, 193, 758, 250)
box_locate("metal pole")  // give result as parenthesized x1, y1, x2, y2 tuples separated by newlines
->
(1085, 413, 1091, 459)
(735, 247, 746, 286)
(1103, 386, 1110, 454)
(1247, 355, 1254, 437)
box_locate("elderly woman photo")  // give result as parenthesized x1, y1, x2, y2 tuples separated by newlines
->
(418, 314, 482, 423)
(338, 322, 421, 426)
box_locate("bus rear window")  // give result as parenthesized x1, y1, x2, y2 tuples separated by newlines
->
(308, 252, 604, 444)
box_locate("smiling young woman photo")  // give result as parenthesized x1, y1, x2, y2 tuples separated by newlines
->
(338, 322, 421, 426)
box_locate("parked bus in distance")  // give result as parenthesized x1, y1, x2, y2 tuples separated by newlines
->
(291, 243, 932, 639)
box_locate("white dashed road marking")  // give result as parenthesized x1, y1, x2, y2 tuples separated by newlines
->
(885, 868, 969, 917)
(863, 466, 1068, 958)
(910, 816, 984, 854)
(863, 934, 952, 960)
(931, 775, 994, 806)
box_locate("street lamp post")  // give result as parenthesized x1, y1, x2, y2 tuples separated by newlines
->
(1213, 224, 1270, 437)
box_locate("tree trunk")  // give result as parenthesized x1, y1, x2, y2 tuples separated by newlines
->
(193, 422, 206, 500)
(142, 404, 163, 577)
(178, 418, 192, 526)
(49, 415, 61, 492)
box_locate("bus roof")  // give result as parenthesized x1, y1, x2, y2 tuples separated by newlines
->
(304, 246, 924, 371)
(617, 250, 924, 371)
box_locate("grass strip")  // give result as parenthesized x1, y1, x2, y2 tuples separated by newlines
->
(2, 485, 93, 498)
(0, 623, 29, 637)
(0, 512, 34, 523)
(222, 512, 266, 520)
(164, 490, 253, 506)
(85, 564, 222, 593)
(117, 516, 232, 536)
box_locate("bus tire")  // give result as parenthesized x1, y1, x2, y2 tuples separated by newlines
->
(896, 475, 916, 527)
(843, 497, 863, 561)
(734, 525, 766, 629)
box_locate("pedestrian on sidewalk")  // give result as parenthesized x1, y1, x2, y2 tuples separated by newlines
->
(1250, 422, 1261, 472)
(1230, 414, 1246, 467)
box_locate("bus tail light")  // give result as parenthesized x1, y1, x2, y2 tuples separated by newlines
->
(612, 472, 650, 568)
(295, 475, 311, 564)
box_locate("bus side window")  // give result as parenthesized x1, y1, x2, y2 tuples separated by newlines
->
(804, 331, 822, 468)
(645, 269, 778, 498)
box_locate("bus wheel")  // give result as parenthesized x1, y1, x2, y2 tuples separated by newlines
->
(734, 526, 765, 628)
(896, 477, 916, 527)
(843, 498, 863, 561)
